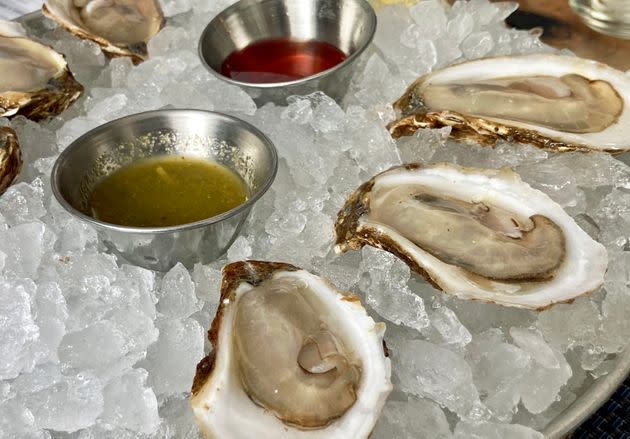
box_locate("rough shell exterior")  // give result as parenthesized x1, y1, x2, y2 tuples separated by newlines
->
(387, 110, 598, 153)
(0, 127, 22, 195)
(0, 68, 83, 121)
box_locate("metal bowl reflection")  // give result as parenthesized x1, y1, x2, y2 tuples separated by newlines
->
(51, 109, 277, 271)
(198, 0, 377, 105)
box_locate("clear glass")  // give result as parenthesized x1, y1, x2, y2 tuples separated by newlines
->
(570, 0, 630, 39)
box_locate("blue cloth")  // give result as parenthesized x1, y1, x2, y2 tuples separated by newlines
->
(573, 375, 630, 438)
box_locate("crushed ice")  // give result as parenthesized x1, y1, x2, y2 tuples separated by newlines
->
(0, 0, 628, 437)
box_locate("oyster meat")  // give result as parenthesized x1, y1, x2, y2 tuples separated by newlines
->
(389, 54, 630, 153)
(43, 0, 164, 64)
(0, 21, 83, 120)
(335, 163, 608, 310)
(0, 127, 21, 194)
(192, 261, 392, 439)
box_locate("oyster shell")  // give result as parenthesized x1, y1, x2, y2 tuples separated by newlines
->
(43, 0, 165, 64)
(192, 261, 392, 439)
(388, 54, 630, 153)
(335, 163, 608, 310)
(0, 127, 22, 194)
(0, 21, 83, 120)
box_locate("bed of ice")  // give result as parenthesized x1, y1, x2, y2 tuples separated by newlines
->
(1, 0, 629, 437)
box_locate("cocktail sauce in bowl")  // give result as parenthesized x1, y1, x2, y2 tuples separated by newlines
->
(198, 0, 377, 104)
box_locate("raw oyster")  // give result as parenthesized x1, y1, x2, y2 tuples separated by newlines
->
(335, 163, 607, 310)
(192, 261, 392, 439)
(0, 127, 21, 194)
(0, 21, 83, 120)
(388, 54, 630, 153)
(43, 0, 164, 64)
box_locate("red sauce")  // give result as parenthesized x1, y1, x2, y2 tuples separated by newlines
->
(220, 38, 347, 83)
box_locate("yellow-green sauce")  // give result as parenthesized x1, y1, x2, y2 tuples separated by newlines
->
(89, 155, 248, 227)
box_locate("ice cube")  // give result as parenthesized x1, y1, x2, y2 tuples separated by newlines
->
(428, 306, 472, 348)
(307, 93, 347, 134)
(160, 0, 193, 16)
(0, 278, 39, 380)
(25, 372, 104, 432)
(410, 0, 448, 35)
(467, 329, 530, 421)
(510, 327, 559, 369)
(580, 345, 607, 371)
(468, 0, 501, 25)
(374, 5, 416, 64)
(447, 12, 475, 42)
(86, 94, 128, 121)
(461, 31, 494, 58)
(101, 368, 159, 434)
(109, 57, 134, 88)
(192, 263, 222, 308)
(265, 210, 308, 237)
(0, 222, 49, 278)
(227, 236, 253, 262)
(538, 298, 602, 351)
(158, 263, 201, 319)
(395, 339, 480, 418)
(0, 179, 46, 226)
(360, 247, 429, 332)
(58, 321, 127, 370)
(518, 349, 572, 414)
(144, 318, 205, 396)
(373, 398, 452, 439)
(9, 118, 58, 180)
(600, 254, 630, 353)
(596, 189, 630, 249)
(109, 306, 159, 358)
(148, 25, 190, 57)
(0, 397, 38, 436)
(153, 394, 203, 439)
(30, 282, 68, 365)
(396, 127, 451, 164)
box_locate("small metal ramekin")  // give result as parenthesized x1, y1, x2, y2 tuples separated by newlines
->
(198, 0, 377, 105)
(51, 109, 277, 271)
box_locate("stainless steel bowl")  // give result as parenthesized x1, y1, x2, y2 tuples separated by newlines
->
(198, 0, 377, 105)
(51, 110, 277, 272)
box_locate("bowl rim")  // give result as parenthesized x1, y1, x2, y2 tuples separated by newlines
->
(51, 109, 278, 235)
(197, 0, 378, 89)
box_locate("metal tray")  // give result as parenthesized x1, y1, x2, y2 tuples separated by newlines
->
(17, 9, 630, 439)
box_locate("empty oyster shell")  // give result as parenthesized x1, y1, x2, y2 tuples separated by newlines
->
(43, 0, 165, 64)
(388, 54, 630, 153)
(192, 261, 392, 439)
(335, 163, 608, 310)
(0, 21, 83, 120)
(0, 127, 21, 194)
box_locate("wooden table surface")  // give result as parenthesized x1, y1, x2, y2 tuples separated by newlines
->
(503, 0, 630, 70)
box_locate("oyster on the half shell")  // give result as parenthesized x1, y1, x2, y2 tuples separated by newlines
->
(0, 21, 83, 120)
(0, 127, 22, 194)
(192, 261, 392, 439)
(388, 54, 630, 153)
(43, 0, 164, 64)
(335, 163, 608, 310)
